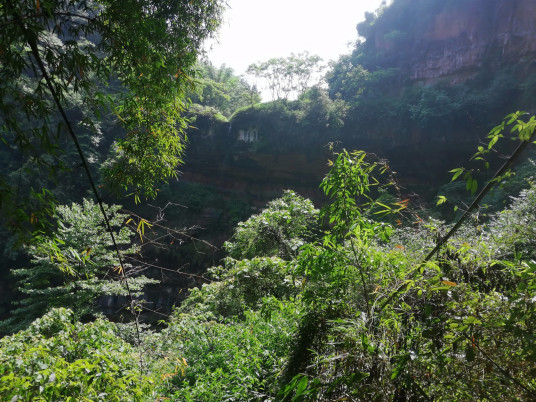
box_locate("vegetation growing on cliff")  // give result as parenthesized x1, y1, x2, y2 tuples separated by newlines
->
(188, 61, 261, 119)
(2, 112, 536, 400)
(2, 0, 536, 400)
(183, 0, 535, 201)
(326, 0, 536, 144)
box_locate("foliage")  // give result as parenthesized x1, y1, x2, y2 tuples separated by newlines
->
(224, 189, 319, 260)
(247, 52, 324, 101)
(188, 61, 261, 117)
(187, 103, 228, 124)
(2, 139, 536, 400)
(225, 89, 350, 157)
(154, 304, 299, 401)
(229, 99, 302, 152)
(323, 0, 536, 194)
(484, 183, 536, 260)
(179, 256, 298, 319)
(0, 308, 153, 401)
(0, 199, 156, 334)
(437, 111, 536, 218)
(3, 0, 536, 399)
(178, 189, 317, 319)
(140, 191, 314, 399)
(275, 147, 536, 400)
(0, 1, 224, 324)
(0, 0, 224, 222)
(297, 86, 349, 129)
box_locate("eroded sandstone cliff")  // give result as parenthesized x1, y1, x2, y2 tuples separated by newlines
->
(374, 0, 536, 84)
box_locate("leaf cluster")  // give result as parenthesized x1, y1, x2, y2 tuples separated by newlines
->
(0, 308, 153, 401)
(224, 189, 319, 260)
(0, 199, 157, 334)
(1, 0, 225, 212)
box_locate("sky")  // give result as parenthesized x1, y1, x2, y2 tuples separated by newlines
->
(206, 0, 386, 77)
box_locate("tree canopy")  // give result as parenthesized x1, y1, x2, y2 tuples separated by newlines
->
(0, 0, 225, 223)
(247, 52, 324, 101)
(188, 61, 261, 118)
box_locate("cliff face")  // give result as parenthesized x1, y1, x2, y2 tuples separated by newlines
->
(399, 0, 536, 83)
(182, 0, 536, 207)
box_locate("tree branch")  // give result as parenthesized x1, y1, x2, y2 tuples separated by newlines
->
(9, 4, 144, 374)
(379, 125, 536, 313)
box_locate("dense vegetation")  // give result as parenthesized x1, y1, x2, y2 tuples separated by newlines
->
(2, 128, 536, 399)
(1, 0, 536, 400)
(0, 0, 225, 319)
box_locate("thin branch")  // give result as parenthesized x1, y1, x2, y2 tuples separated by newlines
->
(424, 129, 536, 262)
(378, 127, 536, 313)
(464, 333, 536, 398)
(122, 255, 210, 281)
(122, 209, 218, 250)
(53, 11, 98, 22)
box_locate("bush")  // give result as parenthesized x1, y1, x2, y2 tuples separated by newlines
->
(224, 190, 319, 260)
(156, 304, 299, 401)
(0, 308, 153, 401)
(179, 257, 299, 319)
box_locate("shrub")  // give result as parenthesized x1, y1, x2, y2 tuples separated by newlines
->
(0, 308, 153, 401)
(224, 190, 319, 260)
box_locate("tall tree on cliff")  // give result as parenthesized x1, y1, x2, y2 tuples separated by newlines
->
(247, 52, 324, 101)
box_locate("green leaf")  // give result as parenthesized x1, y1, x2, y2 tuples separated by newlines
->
(391, 354, 410, 380)
(488, 135, 499, 149)
(471, 179, 478, 195)
(506, 112, 518, 125)
(296, 376, 309, 395)
(449, 168, 464, 181)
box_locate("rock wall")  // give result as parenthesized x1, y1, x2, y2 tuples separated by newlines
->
(405, 0, 536, 83)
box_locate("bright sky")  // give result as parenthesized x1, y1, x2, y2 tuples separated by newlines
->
(206, 0, 386, 76)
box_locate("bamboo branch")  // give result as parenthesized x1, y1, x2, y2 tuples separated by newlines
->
(378, 124, 536, 313)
